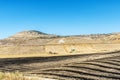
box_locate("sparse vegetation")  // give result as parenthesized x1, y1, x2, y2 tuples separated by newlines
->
(0, 30, 120, 80)
(70, 49, 76, 53)
(49, 51, 58, 54)
(0, 51, 120, 80)
(0, 71, 32, 80)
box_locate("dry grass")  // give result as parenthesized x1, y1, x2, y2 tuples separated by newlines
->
(0, 53, 55, 58)
(0, 71, 33, 80)
(0, 71, 56, 80)
(0, 50, 119, 59)
(1, 44, 120, 58)
(0, 52, 97, 59)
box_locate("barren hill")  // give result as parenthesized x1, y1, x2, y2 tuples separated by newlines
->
(1, 30, 120, 45)
(8, 30, 58, 39)
(0, 30, 59, 45)
(0, 30, 120, 54)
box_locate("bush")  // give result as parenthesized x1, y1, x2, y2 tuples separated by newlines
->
(49, 51, 58, 54)
(70, 49, 76, 53)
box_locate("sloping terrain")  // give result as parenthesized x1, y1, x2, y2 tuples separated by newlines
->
(8, 30, 58, 39)
(1, 30, 120, 46)
(1, 30, 120, 54)
(0, 51, 120, 80)
(38, 56, 120, 80)
(0, 30, 120, 80)
(32, 52, 120, 80)
(0, 30, 58, 45)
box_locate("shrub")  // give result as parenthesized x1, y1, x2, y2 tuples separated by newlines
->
(49, 51, 58, 54)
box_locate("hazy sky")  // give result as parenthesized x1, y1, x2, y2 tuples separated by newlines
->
(0, 0, 120, 39)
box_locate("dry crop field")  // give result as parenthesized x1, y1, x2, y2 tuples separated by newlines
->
(37, 56, 120, 80)
(0, 51, 120, 80)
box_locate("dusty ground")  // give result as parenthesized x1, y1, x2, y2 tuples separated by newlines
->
(0, 51, 120, 80)
(38, 56, 120, 80)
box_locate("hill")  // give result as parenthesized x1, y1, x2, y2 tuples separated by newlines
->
(0, 30, 120, 54)
(0, 30, 59, 45)
(1, 30, 120, 45)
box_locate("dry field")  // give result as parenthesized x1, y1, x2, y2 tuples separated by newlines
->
(38, 55, 120, 80)
(0, 51, 120, 80)
(0, 71, 33, 80)
(1, 29, 120, 80)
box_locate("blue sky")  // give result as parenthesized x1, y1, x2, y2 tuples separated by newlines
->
(0, 0, 120, 39)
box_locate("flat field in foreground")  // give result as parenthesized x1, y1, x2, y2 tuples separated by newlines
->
(0, 52, 97, 58)
(0, 51, 120, 80)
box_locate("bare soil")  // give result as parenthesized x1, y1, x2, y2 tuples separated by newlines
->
(0, 51, 120, 80)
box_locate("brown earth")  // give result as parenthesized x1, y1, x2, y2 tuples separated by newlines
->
(0, 30, 120, 80)
(1, 30, 120, 54)
(0, 51, 120, 80)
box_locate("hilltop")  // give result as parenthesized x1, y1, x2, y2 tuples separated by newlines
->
(0, 30, 120, 54)
(1, 30, 120, 45)
(7, 30, 58, 39)
(0, 30, 59, 45)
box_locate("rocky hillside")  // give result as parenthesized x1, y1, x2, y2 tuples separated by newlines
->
(0, 30, 59, 45)
(8, 30, 58, 39)
(47, 33, 120, 44)
(1, 30, 120, 45)
(73, 32, 120, 43)
(0, 31, 120, 54)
